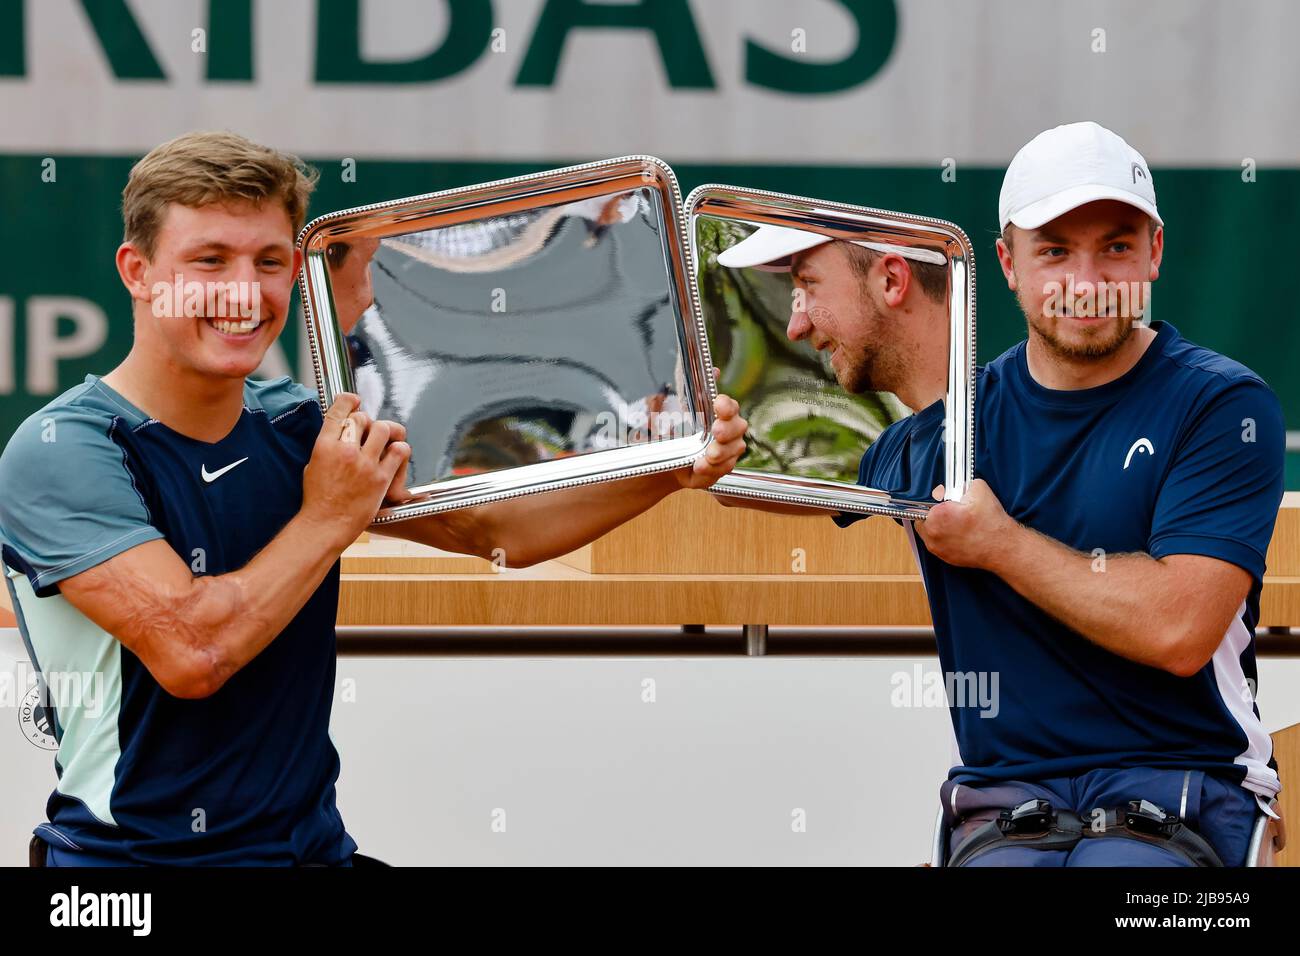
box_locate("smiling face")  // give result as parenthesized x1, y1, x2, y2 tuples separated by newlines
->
(787, 241, 891, 394)
(996, 199, 1163, 361)
(122, 199, 300, 381)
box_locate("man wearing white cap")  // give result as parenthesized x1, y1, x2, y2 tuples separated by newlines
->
(716, 227, 951, 414)
(832, 121, 1283, 865)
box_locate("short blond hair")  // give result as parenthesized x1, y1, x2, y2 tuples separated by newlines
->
(122, 130, 319, 259)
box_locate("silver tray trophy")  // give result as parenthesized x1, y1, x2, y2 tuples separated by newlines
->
(685, 185, 976, 519)
(297, 159, 974, 525)
(297, 157, 717, 525)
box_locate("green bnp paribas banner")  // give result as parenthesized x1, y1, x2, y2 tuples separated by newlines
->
(1, 0, 1297, 485)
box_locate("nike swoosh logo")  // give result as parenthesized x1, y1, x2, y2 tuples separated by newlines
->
(201, 457, 249, 483)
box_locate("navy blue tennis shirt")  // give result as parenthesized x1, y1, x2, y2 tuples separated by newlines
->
(0, 374, 355, 865)
(835, 320, 1285, 801)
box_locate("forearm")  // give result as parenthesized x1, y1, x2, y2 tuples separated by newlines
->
(716, 493, 831, 516)
(986, 522, 1188, 671)
(481, 469, 684, 566)
(182, 511, 349, 692)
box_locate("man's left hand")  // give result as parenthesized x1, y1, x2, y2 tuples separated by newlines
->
(677, 390, 748, 490)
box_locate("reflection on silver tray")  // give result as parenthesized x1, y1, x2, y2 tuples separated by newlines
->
(297, 156, 717, 524)
(686, 185, 976, 518)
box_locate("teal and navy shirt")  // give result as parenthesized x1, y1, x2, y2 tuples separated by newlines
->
(0, 374, 355, 865)
(835, 320, 1285, 799)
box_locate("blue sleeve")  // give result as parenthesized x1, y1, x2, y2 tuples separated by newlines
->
(249, 375, 319, 411)
(831, 441, 876, 529)
(1147, 378, 1285, 583)
(0, 410, 165, 597)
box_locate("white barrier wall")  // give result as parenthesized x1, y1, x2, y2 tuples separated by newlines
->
(5, 628, 1300, 866)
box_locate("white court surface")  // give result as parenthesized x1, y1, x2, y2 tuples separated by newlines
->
(2, 628, 1299, 866)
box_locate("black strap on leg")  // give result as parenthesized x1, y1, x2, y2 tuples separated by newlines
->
(947, 797, 1225, 867)
(948, 799, 1085, 867)
(1090, 800, 1225, 867)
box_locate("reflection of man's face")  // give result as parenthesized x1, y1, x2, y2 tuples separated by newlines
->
(328, 236, 381, 335)
(787, 242, 886, 394)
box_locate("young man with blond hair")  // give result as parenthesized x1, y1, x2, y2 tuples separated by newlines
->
(0, 130, 748, 866)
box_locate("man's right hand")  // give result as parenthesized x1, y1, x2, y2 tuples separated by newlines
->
(301, 392, 411, 549)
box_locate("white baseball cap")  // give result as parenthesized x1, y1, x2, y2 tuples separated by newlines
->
(715, 223, 948, 272)
(999, 121, 1163, 233)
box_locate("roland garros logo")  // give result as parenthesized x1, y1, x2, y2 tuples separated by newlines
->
(6, 662, 102, 751)
(19, 683, 57, 750)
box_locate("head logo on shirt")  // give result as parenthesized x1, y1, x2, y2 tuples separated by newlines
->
(1123, 437, 1155, 470)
